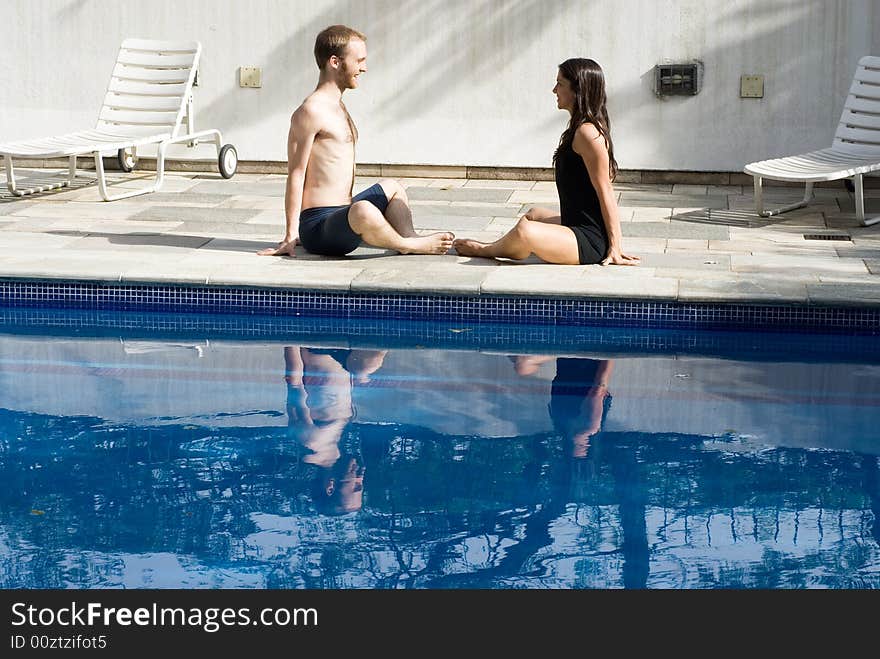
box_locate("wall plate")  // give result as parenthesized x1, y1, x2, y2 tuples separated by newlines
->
(239, 66, 262, 88)
(740, 75, 764, 98)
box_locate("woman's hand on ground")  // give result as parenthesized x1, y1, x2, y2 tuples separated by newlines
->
(600, 249, 640, 266)
(258, 237, 300, 256)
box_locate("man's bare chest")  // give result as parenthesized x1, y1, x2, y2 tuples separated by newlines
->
(316, 110, 357, 145)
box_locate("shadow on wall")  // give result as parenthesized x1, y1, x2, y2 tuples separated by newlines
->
(196, 0, 567, 154)
(362, 0, 567, 131)
(593, 0, 861, 171)
(190, 0, 865, 169)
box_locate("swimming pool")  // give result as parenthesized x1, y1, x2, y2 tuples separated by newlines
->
(1, 308, 878, 589)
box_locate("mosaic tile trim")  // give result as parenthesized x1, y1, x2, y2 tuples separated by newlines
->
(1, 306, 879, 362)
(0, 280, 878, 335)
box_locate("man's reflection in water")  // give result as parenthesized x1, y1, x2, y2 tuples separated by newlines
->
(283, 345, 387, 516)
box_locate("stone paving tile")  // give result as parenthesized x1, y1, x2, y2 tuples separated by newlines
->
(193, 236, 284, 254)
(127, 206, 262, 223)
(81, 220, 184, 234)
(625, 207, 671, 222)
(671, 184, 709, 195)
(838, 198, 880, 214)
(834, 246, 880, 258)
(6, 202, 143, 220)
(515, 203, 559, 215)
(614, 183, 673, 193)
(189, 180, 284, 196)
(622, 221, 729, 240)
(666, 239, 710, 251)
(728, 228, 816, 243)
(0, 201, 34, 216)
(352, 262, 494, 295)
(679, 278, 809, 303)
(208, 264, 363, 290)
(531, 181, 557, 192)
(426, 179, 467, 188)
(120, 265, 214, 285)
(747, 243, 843, 258)
(412, 203, 520, 218)
(145, 192, 230, 206)
(807, 283, 880, 306)
(166, 221, 280, 238)
(507, 190, 562, 204)
(217, 195, 282, 210)
(619, 237, 667, 253)
(463, 179, 534, 190)
(412, 216, 493, 233)
(0, 230, 85, 250)
(730, 254, 868, 274)
(66, 233, 212, 254)
(577, 275, 680, 300)
(406, 187, 512, 202)
(727, 197, 840, 213)
(638, 252, 731, 270)
(618, 192, 728, 209)
(816, 273, 880, 283)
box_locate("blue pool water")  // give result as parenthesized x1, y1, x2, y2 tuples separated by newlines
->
(1, 308, 879, 589)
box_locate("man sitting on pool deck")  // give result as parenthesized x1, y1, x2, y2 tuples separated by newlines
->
(258, 25, 454, 258)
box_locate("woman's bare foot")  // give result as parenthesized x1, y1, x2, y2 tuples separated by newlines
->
(398, 232, 455, 255)
(453, 238, 492, 257)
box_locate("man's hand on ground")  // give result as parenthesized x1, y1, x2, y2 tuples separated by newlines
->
(257, 238, 300, 257)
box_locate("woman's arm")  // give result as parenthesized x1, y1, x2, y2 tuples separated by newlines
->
(572, 124, 640, 266)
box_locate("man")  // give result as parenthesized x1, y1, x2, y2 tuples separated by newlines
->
(258, 25, 454, 258)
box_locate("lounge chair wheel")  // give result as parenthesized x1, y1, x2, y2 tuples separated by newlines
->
(218, 144, 238, 179)
(117, 148, 137, 173)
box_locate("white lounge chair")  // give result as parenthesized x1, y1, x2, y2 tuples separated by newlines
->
(0, 38, 238, 201)
(744, 55, 880, 227)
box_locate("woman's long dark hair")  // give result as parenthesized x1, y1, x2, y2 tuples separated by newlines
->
(553, 58, 618, 181)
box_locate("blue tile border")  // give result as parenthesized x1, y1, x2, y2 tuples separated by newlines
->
(2, 306, 879, 362)
(0, 279, 878, 334)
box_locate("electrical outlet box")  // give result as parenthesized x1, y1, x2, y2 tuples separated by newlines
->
(740, 75, 764, 98)
(239, 66, 262, 88)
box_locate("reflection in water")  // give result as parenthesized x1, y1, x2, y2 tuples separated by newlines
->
(0, 326, 879, 589)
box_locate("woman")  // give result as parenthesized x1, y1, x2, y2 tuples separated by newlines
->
(453, 59, 639, 266)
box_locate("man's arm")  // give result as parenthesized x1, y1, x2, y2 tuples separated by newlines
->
(258, 106, 319, 256)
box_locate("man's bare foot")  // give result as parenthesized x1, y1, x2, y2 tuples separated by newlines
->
(452, 238, 491, 257)
(398, 232, 455, 255)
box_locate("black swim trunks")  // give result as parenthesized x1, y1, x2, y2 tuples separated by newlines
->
(299, 183, 390, 256)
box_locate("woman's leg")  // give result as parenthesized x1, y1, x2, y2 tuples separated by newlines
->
(522, 206, 562, 224)
(453, 217, 580, 264)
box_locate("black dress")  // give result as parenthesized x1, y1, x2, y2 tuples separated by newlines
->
(554, 140, 609, 264)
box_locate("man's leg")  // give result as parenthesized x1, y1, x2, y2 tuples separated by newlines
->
(376, 179, 418, 237)
(347, 200, 453, 255)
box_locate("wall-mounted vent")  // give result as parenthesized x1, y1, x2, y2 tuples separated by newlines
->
(654, 63, 701, 96)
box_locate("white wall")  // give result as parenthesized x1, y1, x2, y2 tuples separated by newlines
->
(0, 0, 876, 170)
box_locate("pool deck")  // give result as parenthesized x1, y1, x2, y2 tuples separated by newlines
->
(1, 167, 879, 308)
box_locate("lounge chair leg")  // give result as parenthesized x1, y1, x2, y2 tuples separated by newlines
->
(94, 150, 162, 202)
(753, 176, 813, 217)
(4, 155, 19, 195)
(855, 174, 880, 226)
(854, 174, 866, 224)
(68, 155, 77, 186)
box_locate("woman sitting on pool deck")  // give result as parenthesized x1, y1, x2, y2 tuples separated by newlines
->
(454, 58, 639, 267)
